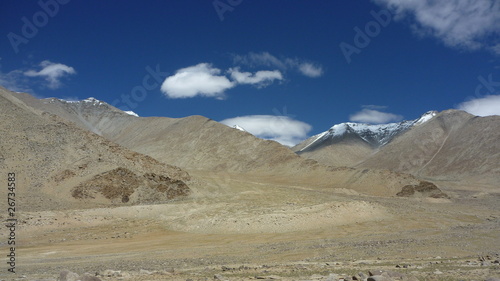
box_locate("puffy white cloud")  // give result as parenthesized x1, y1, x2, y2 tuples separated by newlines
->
(24, 60, 76, 89)
(298, 62, 323, 78)
(161, 63, 234, 99)
(228, 67, 283, 87)
(349, 109, 403, 124)
(457, 95, 500, 116)
(161, 63, 284, 99)
(373, 0, 500, 53)
(220, 115, 312, 147)
(233, 52, 324, 77)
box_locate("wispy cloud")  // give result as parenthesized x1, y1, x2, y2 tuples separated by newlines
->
(233, 52, 287, 69)
(298, 62, 323, 78)
(373, 0, 500, 54)
(362, 104, 388, 110)
(457, 95, 500, 116)
(161, 63, 284, 99)
(349, 108, 403, 124)
(220, 115, 312, 147)
(0, 69, 33, 93)
(233, 52, 324, 77)
(228, 67, 283, 87)
(24, 60, 76, 89)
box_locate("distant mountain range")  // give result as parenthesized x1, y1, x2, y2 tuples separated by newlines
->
(3, 88, 437, 200)
(293, 110, 500, 187)
(3, 87, 497, 210)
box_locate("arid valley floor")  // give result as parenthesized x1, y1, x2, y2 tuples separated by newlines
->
(3, 173, 500, 281)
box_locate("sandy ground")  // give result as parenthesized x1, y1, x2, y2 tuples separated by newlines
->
(1, 172, 499, 281)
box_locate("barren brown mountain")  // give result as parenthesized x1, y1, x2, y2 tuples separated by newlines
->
(359, 110, 500, 187)
(13, 89, 430, 197)
(0, 87, 191, 211)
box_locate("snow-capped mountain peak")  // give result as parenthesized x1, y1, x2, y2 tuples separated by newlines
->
(298, 111, 437, 152)
(43, 97, 140, 117)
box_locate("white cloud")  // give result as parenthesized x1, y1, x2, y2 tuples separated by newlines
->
(298, 63, 323, 78)
(457, 95, 500, 116)
(220, 115, 312, 147)
(228, 67, 283, 87)
(24, 60, 76, 89)
(373, 0, 500, 53)
(233, 52, 324, 77)
(161, 63, 234, 99)
(349, 109, 403, 124)
(161, 63, 284, 99)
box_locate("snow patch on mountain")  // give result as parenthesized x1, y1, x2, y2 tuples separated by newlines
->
(415, 111, 437, 125)
(82, 97, 104, 105)
(124, 111, 139, 117)
(46, 97, 105, 106)
(43, 97, 141, 117)
(233, 125, 246, 132)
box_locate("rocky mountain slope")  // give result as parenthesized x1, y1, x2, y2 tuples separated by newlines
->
(0, 87, 191, 211)
(359, 110, 500, 186)
(9, 90, 435, 197)
(294, 110, 500, 187)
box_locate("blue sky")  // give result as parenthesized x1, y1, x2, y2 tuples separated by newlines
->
(1, 0, 499, 146)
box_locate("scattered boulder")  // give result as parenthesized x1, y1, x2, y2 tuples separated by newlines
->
(59, 271, 101, 281)
(59, 270, 80, 281)
(326, 273, 339, 281)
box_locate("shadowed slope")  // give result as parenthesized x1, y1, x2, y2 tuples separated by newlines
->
(0, 87, 191, 211)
